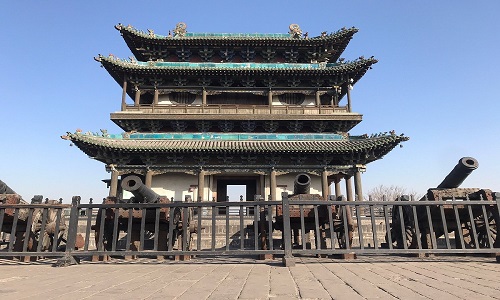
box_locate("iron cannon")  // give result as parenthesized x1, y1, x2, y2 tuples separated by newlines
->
(387, 157, 498, 250)
(121, 175, 161, 203)
(293, 173, 311, 195)
(259, 173, 353, 252)
(436, 157, 478, 189)
(0, 180, 73, 258)
(93, 176, 196, 257)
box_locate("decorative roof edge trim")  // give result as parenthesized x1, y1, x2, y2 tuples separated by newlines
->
(95, 54, 378, 71)
(114, 23, 358, 41)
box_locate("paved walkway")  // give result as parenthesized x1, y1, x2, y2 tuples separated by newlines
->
(0, 256, 499, 299)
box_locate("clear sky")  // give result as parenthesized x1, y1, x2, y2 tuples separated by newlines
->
(1, 1, 499, 203)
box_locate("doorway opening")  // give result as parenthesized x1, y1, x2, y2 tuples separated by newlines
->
(216, 177, 258, 215)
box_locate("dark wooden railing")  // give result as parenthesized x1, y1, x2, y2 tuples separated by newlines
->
(122, 104, 350, 114)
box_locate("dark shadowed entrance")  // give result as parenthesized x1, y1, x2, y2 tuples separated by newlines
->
(215, 176, 258, 215)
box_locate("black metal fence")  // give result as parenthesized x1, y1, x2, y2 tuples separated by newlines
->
(1, 193, 499, 266)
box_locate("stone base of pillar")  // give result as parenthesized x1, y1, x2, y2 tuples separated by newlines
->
(282, 256, 296, 267)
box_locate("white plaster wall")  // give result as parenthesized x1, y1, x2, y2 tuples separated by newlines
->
(152, 173, 197, 201)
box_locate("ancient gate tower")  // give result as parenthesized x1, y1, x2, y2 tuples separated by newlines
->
(63, 22, 408, 207)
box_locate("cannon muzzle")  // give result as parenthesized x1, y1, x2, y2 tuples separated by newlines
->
(294, 173, 311, 195)
(121, 175, 160, 203)
(437, 157, 478, 189)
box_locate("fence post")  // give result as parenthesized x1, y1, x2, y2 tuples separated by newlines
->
(494, 192, 500, 263)
(53, 196, 80, 267)
(281, 192, 295, 267)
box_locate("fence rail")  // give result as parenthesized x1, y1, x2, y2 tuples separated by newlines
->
(1, 194, 499, 266)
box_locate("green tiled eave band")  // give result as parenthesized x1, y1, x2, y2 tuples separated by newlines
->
(64, 132, 409, 153)
(95, 55, 377, 72)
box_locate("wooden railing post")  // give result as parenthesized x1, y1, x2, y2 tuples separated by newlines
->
(53, 196, 80, 267)
(281, 192, 295, 267)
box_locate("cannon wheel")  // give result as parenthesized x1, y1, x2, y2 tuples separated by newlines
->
(386, 205, 418, 249)
(336, 226, 352, 249)
(183, 207, 194, 251)
(334, 206, 353, 249)
(170, 207, 193, 251)
(463, 208, 497, 248)
(31, 208, 68, 252)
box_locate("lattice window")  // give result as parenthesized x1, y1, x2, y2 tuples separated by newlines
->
(278, 93, 305, 105)
(170, 92, 196, 104)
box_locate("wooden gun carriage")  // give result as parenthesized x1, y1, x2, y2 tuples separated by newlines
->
(260, 174, 354, 251)
(388, 157, 499, 250)
(92, 176, 194, 257)
(0, 180, 74, 259)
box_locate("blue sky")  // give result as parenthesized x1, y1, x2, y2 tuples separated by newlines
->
(1, 1, 499, 202)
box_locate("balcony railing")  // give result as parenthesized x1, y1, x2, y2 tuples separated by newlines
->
(121, 104, 350, 115)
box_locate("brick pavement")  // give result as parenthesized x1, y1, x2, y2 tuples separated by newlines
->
(0, 256, 499, 299)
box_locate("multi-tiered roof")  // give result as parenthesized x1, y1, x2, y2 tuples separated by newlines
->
(64, 23, 407, 174)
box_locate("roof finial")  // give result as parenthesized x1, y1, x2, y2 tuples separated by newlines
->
(173, 22, 187, 37)
(288, 24, 302, 39)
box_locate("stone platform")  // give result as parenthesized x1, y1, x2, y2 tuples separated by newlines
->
(0, 255, 499, 299)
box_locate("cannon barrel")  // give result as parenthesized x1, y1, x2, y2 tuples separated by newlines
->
(0, 180, 17, 194)
(436, 157, 478, 189)
(121, 175, 160, 203)
(294, 173, 311, 195)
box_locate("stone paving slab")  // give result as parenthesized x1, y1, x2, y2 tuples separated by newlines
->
(0, 256, 499, 299)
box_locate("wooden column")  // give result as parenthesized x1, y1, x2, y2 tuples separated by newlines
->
(109, 169, 119, 197)
(345, 175, 354, 202)
(346, 81, 352, 112)
(198, 169, 205, 201)
(315, 90, 321, 107)
(354, 169, 363, 201)
(333, 175, 342, 198)
(153, 89, 159, 107)
(269, 168, 277, 201)
(259, 174, 266, 199)
(121, 76, 128, 111)
(353, 169, 364, 215)
(321, 169, 329, 199)
(202, 88, 207, 106)
(268, 90, 273, 107)
(134, 87, 141, 106)
(145, 170, 153, 188)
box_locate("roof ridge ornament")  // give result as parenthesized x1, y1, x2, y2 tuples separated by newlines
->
(174, 22, 187, 37)
(288, 24, 302, 39)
